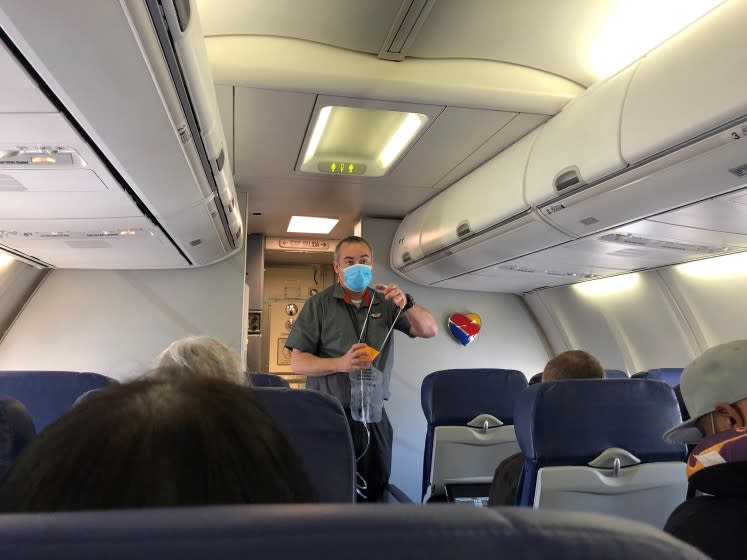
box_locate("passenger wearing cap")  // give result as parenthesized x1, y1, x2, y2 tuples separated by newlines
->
(663, 339, 747, 560)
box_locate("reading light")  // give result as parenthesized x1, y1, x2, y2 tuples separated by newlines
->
(573, 273, 639, 296)
(589, 0, 726, 79)
(677, 251, 747, 278)
(298, 106, 427, 177)
(287, 216, 339, 235)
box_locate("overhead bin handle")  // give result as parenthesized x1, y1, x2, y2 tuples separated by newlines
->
(554, 167, 584, 192)
(402, 251, 412, 263)
(456, 221, 471, 238)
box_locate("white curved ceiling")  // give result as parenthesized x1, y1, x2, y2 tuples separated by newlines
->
(196, 0, 726, 87)
(195, 0, 729, 242)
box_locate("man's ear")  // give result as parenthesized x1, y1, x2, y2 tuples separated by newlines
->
(715, 402, 746, 429)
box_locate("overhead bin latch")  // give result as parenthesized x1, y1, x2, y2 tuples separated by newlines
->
(456, 221, 471, 238)
(554, 166, 584, 192)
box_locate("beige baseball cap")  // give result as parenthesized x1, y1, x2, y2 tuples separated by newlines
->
(664, 340, 747, 444)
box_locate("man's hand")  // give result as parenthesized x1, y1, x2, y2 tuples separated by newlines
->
(336, 342, 373, 372)
(374, 283, 407, 309)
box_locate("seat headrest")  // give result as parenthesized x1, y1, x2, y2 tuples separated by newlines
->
(0, 371, 117, 431)
(632, 368, 683, 387)
(0, 395, 35, 478)
(604, 369, 629, 379)
(247, 373, 290, 388)
(253, 388, 355, 502)
(515, 379, 687, 464)
(421, 369, 527, 426)
(0, 504, 707, 559)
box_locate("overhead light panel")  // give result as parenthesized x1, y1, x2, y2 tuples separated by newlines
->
(677, 251, 747, 278)
(298, 106, 427, 177)
(573, 273, 639, 297)
(589, 0, 727, 80)
(287, 216, 339, 235)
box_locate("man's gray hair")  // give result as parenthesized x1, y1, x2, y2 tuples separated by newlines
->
(154, 336, 247, 385)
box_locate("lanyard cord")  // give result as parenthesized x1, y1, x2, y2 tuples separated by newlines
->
(351, 290, 403, 368)
(357, 291, 375, 343)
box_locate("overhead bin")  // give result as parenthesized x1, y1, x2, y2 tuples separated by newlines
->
(527, 0, 747, 239)
(0, 0, 243, 268)
(418, 128, 541, 255)
(398, 210, 570, 285)
(391, 204, 428, 269)
(621, 0, 747, 164)
(524, 63, 638, 208)
(393, 128, 572, 285)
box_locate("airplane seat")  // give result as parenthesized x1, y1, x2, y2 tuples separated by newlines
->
(632, 368, 683, 387)
(604, 369, 629, 379)
(247, 373, 291, 388)
(0, 371, 117, 431)
(514, 379, 688, 528)
(0, 395, 36, 478)
(421, 368, 528, 502)
(0, 504, 708, 559)
(253, 388, 355, 502)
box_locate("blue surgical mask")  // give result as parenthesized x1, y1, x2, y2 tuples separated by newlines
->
(342, 263, 372, 292)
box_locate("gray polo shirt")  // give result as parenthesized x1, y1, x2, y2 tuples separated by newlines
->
(285, 283, 413, 407)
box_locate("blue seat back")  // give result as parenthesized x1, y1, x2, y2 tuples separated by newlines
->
(0, 395, 36, 479)
(421, 368, 528, 498)
(515, 379, 687, 506)
(0, 504, 708, 559)
(254, 388, 354, 502)
(632, 368, 683, 387)
(0, 371, 117, 431)
(248, 373, 291, 388)
(604, 369, 629, 379)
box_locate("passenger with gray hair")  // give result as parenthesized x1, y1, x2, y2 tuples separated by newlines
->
(155, 336, 247, 385)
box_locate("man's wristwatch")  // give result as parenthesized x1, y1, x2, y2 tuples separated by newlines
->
(402, 293, 415, 311)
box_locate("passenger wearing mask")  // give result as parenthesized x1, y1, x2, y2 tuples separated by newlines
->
(155, 335, 248, 385)
(663, 340, 747, 560)
(285, 235, 437, 501)
(0, 377, 314, 511)
(488, 350, 606, 506)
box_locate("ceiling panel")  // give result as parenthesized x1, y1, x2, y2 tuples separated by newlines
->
(432, 112, 548, 190)
(241, 176, 433, 237)
(196, 0, 402, 52)
(386, 106, 516, 187)
(234, 87, 316, 179)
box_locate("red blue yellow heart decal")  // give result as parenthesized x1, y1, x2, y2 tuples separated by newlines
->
(448, 312, 481, 346)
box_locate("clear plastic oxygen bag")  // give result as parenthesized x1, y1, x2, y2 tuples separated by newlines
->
(350, 366, 384, 423)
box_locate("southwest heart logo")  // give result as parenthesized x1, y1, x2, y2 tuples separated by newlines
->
(447, 313, 481, 347)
